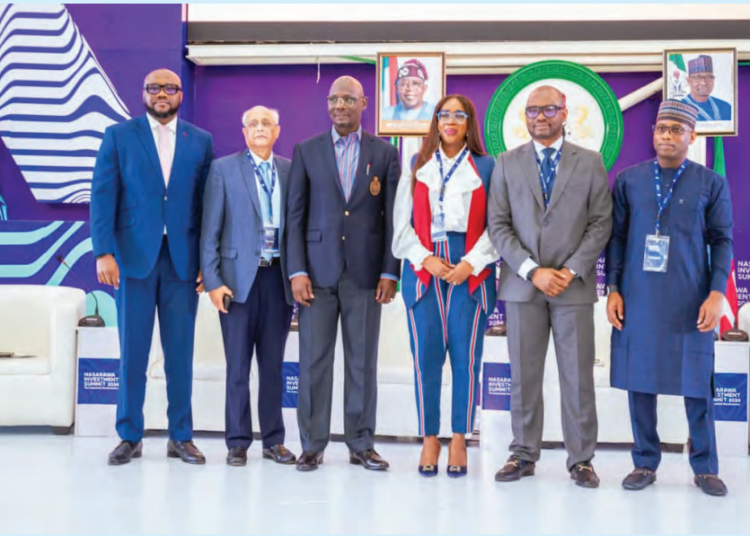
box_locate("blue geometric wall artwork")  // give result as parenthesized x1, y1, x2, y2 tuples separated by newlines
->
(0, 4, 130, 204)
(0, 220, 116, 325)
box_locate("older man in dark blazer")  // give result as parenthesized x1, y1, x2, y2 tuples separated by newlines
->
(286, 76, 401, 472)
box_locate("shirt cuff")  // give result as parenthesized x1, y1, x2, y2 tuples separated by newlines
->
(518, 258, 539, 281)
(380, 273, 398, 282)
(289, 271, 308, 280)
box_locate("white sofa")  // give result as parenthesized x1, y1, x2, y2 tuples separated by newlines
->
(0, 285, 85, 431)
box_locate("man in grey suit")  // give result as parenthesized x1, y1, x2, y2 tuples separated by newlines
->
(201, 106, 297, 467)
(488, 86, 613, 488)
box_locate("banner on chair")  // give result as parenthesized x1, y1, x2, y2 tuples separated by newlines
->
(482, 362, 511, 411)
(714, 372, 748, 422)
(282, 362, 299, 408)
(77, 358, 119, 405)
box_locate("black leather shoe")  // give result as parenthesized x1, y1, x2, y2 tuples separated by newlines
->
(694, 474, 728, 496)
(622, 468, 656, 490)
(349, 448, 389, 471)
(296, 451, 324, 472)
(108, 440, 142, 466)
(226, 446, 247, 467)
(570, 461, 600, 488)
(494, 456, 535, 482)
(262, 444, 297, 465)
(167, 439, 206, 465)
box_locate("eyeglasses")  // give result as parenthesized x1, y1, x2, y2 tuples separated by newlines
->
(436, 111, 469, 124)
(396, 79, 424, 89)
(689, 74, 716, 82)
(525, 105, 564, 119)
(245, 120, 276, 130)
(326, 96, 362, 108)
(652, 124, 691, 136)
(144, 84, 182, 96)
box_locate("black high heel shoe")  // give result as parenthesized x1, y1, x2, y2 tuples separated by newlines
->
(418, 441, 441, 477)
(446, 439, 467, 478)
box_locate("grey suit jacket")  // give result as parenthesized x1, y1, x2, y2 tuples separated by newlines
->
(200, 150, 293, 305)
(488, 140, 613, 304)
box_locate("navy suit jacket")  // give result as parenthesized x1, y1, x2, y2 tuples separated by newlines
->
(200, 151, 293, 305)
(286, 130, 401, 289)
(90, 115, 214, 280)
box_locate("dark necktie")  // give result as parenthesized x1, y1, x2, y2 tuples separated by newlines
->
(541, 147, 556, 204)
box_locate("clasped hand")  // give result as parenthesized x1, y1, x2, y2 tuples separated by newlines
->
(422, 256, 474, 286)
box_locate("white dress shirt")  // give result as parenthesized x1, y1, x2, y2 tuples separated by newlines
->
(248, 149, 281, 229)
(518, 135, 577, 280)
(392, 144, 499, 276)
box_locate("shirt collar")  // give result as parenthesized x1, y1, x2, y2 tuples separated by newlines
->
(247, 149, 274, 167)
(331, 125, 362, 144)
(146, 113, 177, 133)
(533, 135, 564, 159)
(438, 143, 468, 165)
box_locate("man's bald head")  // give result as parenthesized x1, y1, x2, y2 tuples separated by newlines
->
(142, 68, 183, 123)
(525, 85, 568, 144)
(327, 76, 368, 135)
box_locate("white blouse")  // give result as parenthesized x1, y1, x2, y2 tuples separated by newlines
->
(392, 144, 499, 276)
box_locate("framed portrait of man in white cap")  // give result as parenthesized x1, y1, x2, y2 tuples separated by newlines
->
(376, 52, 446, 136)
(663, 48, 738, 136)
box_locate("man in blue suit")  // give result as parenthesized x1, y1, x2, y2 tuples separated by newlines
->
(287, 76, 401, 472)
(91, 69, 214, 465)
(201, 106, 297, 467)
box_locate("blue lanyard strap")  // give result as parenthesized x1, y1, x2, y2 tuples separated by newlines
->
(535, 148, 563, 206)
(435, 147, 469, 206)
(248, 152, 277, 222)
(652, 159, 687, 235)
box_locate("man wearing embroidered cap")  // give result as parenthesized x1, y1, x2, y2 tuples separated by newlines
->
(681, 54, 732, 121)
(606, 99, 734, 496)
(382, 59, 436, 121)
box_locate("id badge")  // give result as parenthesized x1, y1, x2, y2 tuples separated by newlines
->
(263, 227, 279, 255)
(643, 234, 670, 273)
(431, 212, 447, 242)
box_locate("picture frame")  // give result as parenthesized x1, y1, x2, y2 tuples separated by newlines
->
(376, 52, 446, 137)
(663, 48, 738, 136)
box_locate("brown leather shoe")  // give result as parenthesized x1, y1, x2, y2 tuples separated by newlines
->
(167, 439, 206, 465)
(108, 440, 142, 466)
(570, 461, 600, 488)
(694, 474, 728, 496)
(494, 456, 535, 482)
(349, 448, 389, 471)
(296, 450, 324, 472)
(226, 446, 247, 467)
(262, 444, 297, 465)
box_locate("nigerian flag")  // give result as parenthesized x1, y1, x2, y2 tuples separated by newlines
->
(670, 53, 686, 72)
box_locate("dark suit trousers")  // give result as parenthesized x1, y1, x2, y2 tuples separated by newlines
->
(629, 391, 719, 475)
(115, 236, 198, 442)
(297, 269, 382, 453)
(219, 263, 293, 450)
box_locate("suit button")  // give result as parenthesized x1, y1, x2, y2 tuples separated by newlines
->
(342, 236, 346, 241)
(164, 196, 168, 201)
(345, 211, 350, 216)
(543, 218, 549, 227)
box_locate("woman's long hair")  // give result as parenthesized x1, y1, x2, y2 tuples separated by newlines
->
(411, 94, 486, 191)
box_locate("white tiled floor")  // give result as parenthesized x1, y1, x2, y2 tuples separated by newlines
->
(1, 431, 749, 534)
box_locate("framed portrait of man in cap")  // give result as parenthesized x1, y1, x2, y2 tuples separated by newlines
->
(376, 52, 446, 136)
(663, 48, 737, 136)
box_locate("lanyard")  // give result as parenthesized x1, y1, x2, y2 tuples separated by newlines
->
(653, 159, 688, 235)
(435, 147, 469, 207)
(248, 153, 277, 222)
(535, 148, 563, 207)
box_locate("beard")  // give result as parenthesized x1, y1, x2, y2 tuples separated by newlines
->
(145, 100, 179, 120)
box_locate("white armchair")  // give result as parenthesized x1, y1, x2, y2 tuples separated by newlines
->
(0, 285, 85, 431)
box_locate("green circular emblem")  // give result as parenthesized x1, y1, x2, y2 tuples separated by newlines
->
(484, 60, 623, 171)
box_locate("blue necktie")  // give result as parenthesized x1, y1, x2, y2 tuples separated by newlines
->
(259, 161, 273, 225)
(541, 147, 556, 202)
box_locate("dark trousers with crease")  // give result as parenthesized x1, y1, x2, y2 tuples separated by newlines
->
(219, 263, 293, 450)
(629, 391, 719, 475)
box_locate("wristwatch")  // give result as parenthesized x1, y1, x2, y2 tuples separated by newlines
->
(607, 285, 620, 294)
(527, 266, 539, 281)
